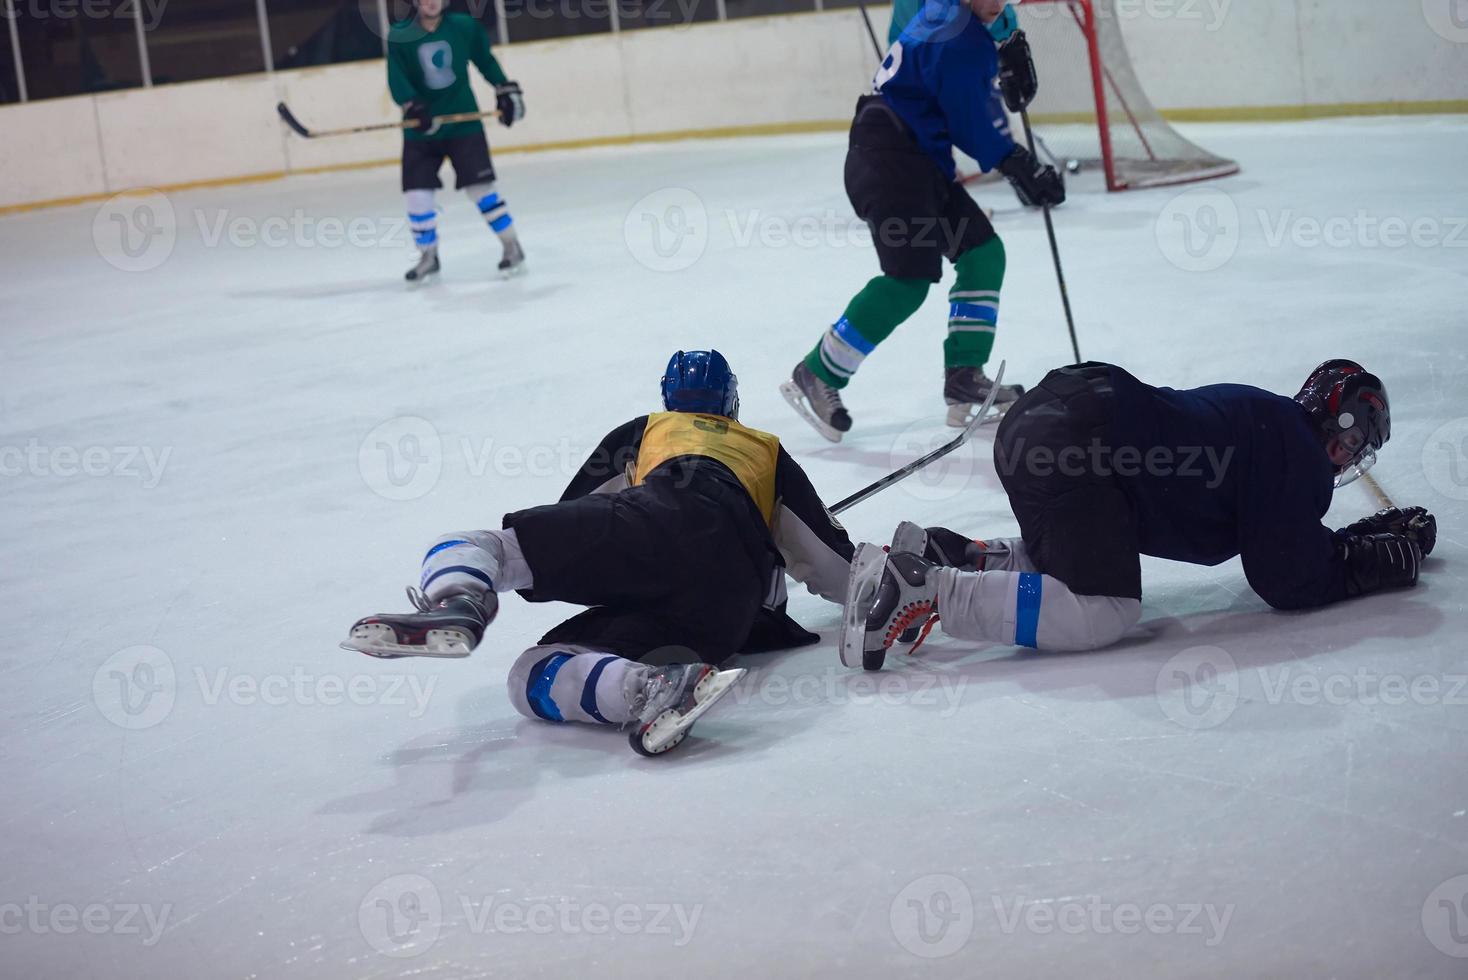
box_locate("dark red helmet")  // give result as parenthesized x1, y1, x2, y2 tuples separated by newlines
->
(1294, 359, 1390, 486)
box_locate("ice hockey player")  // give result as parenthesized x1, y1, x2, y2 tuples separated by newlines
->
(343, 351, 855, 755)
(389, 0, 527, 282)
(845, 360, 1438, 669)
(783, 0, 1063, 442)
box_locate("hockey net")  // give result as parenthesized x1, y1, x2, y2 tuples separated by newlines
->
(1013, 0, 1238, 191)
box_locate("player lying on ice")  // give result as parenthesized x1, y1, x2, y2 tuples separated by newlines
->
(842, 360, 1438, 670)
(344, 351, 855, 754)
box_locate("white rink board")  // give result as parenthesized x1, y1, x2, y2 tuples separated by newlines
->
(4, 0, 1468, 209)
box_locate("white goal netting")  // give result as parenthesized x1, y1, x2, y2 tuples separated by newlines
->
(1015, 0, 1239, 190)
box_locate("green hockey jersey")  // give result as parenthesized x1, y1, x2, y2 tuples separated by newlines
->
(387, 12, 507, 142)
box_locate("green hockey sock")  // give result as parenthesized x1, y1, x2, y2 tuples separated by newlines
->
(804, 276, 929, 388)
(944, 237, 1007, 369)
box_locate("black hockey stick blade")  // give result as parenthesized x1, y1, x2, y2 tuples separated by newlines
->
(830, 360, 1005, 516)
(276, 102, 313, 138)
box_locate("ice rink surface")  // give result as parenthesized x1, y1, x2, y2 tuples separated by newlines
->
(2, 117, 1467, 978)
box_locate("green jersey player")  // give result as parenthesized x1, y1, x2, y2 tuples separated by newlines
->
(388, 0, 527, 281)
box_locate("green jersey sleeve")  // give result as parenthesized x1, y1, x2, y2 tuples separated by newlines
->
(470, 21, 508, 86)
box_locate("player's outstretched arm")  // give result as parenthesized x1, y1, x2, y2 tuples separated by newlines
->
(771, 448, 856, 604)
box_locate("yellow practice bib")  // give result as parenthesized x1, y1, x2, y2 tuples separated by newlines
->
(632, 412, 781, 525)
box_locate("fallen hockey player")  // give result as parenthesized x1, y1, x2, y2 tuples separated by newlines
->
(843, 359, 1438, 669)
(344, 351, 854, 754)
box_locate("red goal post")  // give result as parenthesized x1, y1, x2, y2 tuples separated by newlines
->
(1013, 0, 1240, 191)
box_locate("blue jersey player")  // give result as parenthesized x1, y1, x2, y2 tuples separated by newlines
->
(847, 360, 1438, 668)
(783, 0, 1062, 442)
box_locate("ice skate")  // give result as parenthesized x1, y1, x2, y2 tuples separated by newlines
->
(627, 663, 746, 756)
(841, 547, 939, 672)
(944, 366, 1024, 427)
(780, 362, 852, 443)
(341, 588, 498, 659)
(405, 246, 440, 283)
(888, 522, 933, 645)
(497, 237, 526, 279)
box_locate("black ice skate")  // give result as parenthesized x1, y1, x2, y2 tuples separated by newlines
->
(406, 247, 440, 283)
(780, 362, 852, 443)
(627, 663, 746, 756)
(497, 238, 526, 279)
(840, 545, 939, 672)
(944, 366, 1024, 428)
(341, 588, 498, 659)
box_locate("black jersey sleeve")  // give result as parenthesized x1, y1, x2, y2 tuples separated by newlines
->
(560, 417, 647, 502)
(771, 446, 856, 603)
(1236, 421, 1348, 610)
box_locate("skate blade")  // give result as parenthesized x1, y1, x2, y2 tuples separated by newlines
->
(946, 400, 1009, 429)
(838, 543, 888, 669)
(779, 381, 842, 443)
(637, 667, 746, 755)
(498, 262, 528, 280)
(339, 624, 472, 659)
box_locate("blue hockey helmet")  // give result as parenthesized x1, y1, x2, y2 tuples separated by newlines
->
(661, 350, 739, 419)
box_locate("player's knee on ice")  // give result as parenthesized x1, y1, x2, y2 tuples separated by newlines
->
(935, 566, 1141, 653)
(506, 645, 643, 725)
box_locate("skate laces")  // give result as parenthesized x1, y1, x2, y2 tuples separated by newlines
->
(405, 586, 432, 612)
(885, 600, 937, 648)
(906, 613, 941, 656)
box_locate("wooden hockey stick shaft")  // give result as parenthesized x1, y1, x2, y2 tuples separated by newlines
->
(1019, 108, 1083, 365)
(276, 102, 500, 140)
(1361, 471, 1395, 510)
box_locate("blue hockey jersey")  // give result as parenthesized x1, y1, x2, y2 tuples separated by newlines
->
(876, 0, 1017, 180)
(1106, 366, 1348, 610)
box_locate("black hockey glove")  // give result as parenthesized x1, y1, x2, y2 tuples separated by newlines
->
(496, 81, 525, 128)
(1339, 532, 1421, 598)
(402, 99, 439, 136)
(923, 527, 988, 571)
(998, 145, 1065, 209)
(1343, 506, 1436, 557)
(997, 30, 1038, 113)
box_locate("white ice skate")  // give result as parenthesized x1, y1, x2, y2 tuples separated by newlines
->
(628, 664, 747, 756)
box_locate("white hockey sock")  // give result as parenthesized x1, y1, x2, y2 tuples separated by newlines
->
(507, 646, 645, 725)
(405, 189, 438, 252)
(419, 528, 533, 602)
(464, 182, 515, 242)
(934, 566, 1140, 652)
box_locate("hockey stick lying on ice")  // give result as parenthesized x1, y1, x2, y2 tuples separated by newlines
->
(830, 361, 1005, 516)
(276, 102, 500, 140)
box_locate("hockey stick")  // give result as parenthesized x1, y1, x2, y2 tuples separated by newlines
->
(1018, 108, 1082, 365)
(276, 102, 500, 139)
(1361, 471, 1396, 510)
(856, 1, 885, 60)
(830, 361, 1005, 515)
